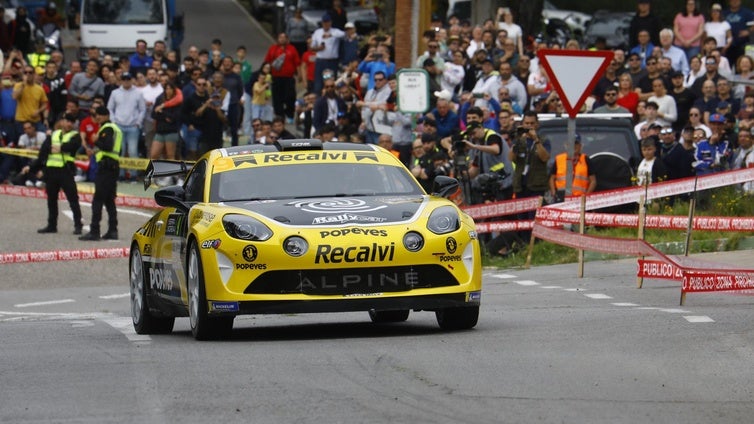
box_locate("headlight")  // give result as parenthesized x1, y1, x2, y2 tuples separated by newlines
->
(283, 236, 308, 257)
(222, 214, 273, 241)
(427, 206, 460, 235)
(403, 231, 424, 252)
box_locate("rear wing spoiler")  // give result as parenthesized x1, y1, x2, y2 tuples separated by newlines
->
(143, 160, 194, 190)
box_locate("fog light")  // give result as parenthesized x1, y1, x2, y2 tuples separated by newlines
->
(403, 231, 424, 252)
(283, 236, 308, 257)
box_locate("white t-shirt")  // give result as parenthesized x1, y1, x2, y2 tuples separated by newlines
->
(18, 132, 47, 149)
(703, 21, 731, 48)
(636, 157, 655, 186)
(497, 22, 523, 50)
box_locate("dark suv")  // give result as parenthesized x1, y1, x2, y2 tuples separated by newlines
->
(537, 116, 640, 192)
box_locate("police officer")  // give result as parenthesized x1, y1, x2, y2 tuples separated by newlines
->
(80, 106, 121, 241)
(24, 114, 84, 234)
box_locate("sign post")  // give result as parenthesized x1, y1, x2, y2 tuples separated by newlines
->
(536, 50, 614, 196)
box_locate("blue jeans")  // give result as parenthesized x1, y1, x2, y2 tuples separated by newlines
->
(181, 124, 201, 156)
(242, 92, 253, 138)
(118, 124, 141, 179)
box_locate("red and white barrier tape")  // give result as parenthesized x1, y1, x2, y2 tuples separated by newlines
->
(0, 184, 159, 209)
(537, 207, 754, 231)
(0, 247, 130, 264)
(462, 197, 541, 219)
(474, 220, 533, 233)
(682, 270, 754, 293)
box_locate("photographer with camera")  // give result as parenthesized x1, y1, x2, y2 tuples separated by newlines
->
(510, 111, 551, 198)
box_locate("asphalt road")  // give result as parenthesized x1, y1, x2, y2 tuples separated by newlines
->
(2, 1, 754, 423)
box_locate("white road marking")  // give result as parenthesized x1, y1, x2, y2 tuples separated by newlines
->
(564, 288, 580, 292)
(73, 203, 154, 218)
(102, 317, 151, 343)
(636, 307, 661, 310)
(612, 302, 639, 307)
(490, 273, 517, 279)
(584, 294, 612, 299)
(540, 286, 563, 289)
(659, 308, 691, 314)
(684, 316, 715, 323)
(14, 299, 75, 308)
(514, 280, 540, 286)
(99, 293, 130, 300)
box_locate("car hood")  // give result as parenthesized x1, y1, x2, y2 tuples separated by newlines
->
(225, 195, 426, 226)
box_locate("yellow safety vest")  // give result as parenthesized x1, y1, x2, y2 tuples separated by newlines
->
(554, 153, 590, 196)
(45, 129, 77, 168)
(95, 122, 123, 163)
(28, 53, 51, 68)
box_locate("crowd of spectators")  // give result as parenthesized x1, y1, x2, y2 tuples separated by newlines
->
(0, 0, 752, 203)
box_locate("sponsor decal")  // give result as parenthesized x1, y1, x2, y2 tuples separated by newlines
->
(290, 198, 387, 214)
(138, 218, 157, 238)
(194, 211, 216, 227)
(312, 214, 388, 224)
(143, 244, 152, 256)
(264, 152, 347, 163)
(165, 213, 186, 237)
(201, 239, 222, 249)
(315, 243, 395, 264)
(242, 245, 258, 262)
(439, 255, 462, 262)
(235, 263, 267, 270)
(296, 270, 419, 291)
(232, 157, 258, 166)
(210, 301, 239, 312)
(319, 228, 388, 238)
(446, 237, 457, 254)
(354, 152, 378, 162)
(149, 267, 175, 291)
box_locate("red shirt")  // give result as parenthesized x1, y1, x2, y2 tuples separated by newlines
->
(79, 116, 99, 147)
(263, 43, 301, 78)
(302, 51, 316, 82)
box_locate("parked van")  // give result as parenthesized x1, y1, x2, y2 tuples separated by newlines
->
(79, 0, 180, 59)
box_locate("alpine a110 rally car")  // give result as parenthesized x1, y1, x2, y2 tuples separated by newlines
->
(129, 139, 482, 340)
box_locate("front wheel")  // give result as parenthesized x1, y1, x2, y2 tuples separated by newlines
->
(435, 306, 479, 331)
(187, 241, 233, 340)
(368, 309, 410, 323)
(130, 244, 174, 334)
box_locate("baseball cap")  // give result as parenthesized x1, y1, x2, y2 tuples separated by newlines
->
(345, 22, 355, 29)
(95, 106, 110, 116)
(433, 89, 453, 101)
(717, 100, 731, 109)
(709, 112, 726, 123)
(711, 3, 722, 11)
(321, 13, 332, 22)
(121, 72, 133, 80)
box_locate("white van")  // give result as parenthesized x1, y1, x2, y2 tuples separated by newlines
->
(79, 0, 171, 59)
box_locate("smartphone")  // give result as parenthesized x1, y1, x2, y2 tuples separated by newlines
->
(373, 53, 383, 60)
(473, 92, 484, 98)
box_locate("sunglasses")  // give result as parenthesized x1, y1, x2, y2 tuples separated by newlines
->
(24, 71, 34, 75)
(374, 78, 385, 82)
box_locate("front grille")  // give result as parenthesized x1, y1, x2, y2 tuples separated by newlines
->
(245, 265, 458, 295)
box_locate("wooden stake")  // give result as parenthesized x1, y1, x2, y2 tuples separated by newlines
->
(578, 194, 586, 278)
(636, 195, 646, 289)
(524, 197, 543, 269)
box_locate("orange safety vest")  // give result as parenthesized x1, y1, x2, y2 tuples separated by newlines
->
(555, 153, 590, 196)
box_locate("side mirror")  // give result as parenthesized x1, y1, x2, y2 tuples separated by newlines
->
(155, 186, 189, 211)
(431, 176, 460, 198)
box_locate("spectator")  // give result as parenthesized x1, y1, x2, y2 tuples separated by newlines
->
(674, 0, 705, 61)
(263, 33, 300, 124)
(340, 23, 360, 68)
(669, 70, 696, 131)
(694, 113, 730, 174)
(630, 29, 656, 69)
(636, 57, 668, 101)
(300, 37, 317, 93)
(738, 92, 754, 126)
(138, 68, 163, 153)
(311, 14, 345, 95)
(79, 97, 103, 181)
(195, 75, 227, 154)
(705, 4, 732, 54)
(12, 64, 48, 134)
(629, 0, 662, 47)
(659, 126, 695, 181)
(36, 2, 65, 29)
(723, 0, 754, 66)
(472, 58, 500, 110)
(151, 40, 168, 69)
(510, 111, 551, 199)
(441, 49, 466, 98)
(426, 94, 459, 140)
(701, 39, 732, 77)
(658, 28, 690, 76)
(693, 79, 719, 124)
(593, 87, 631, 114)
(688, 105, 712, 137)
(356, 70, 391, 144)
(107, 72, 146, 181)
(593, 60, 622, 104)
(715, 78, 739, 116)
(733, 54, 754, 101)
(634, 101, 661, 137)
(326, 0, 348, 30)
(498, 62, 526, 111)
(495, 8, 523, 56)
(251, 69, 272, 122)
(423, 59, 442, 111)
(626, 53, 648, 88)
(129, 39, 153, 76)
(415, 40, 445, 70)
(219, 56, 243, 146)
(357, 44, 395, 92)
(1, 121, 44, 186)
(9, 6, 32, 55)
(466, 25, 484, 58)
(648, 77, 678, 127)
(42, 61, 66, 128)
(312, 77, 346, 133)
(636, 136, 668, 186)
(690, 51, 723, 94)
(150, 81, 182, 161)
(684, 55, 704, 88)
(732, 128, 754, 192)
(271, 115, 296, 140)
(69, 59, 105, 113)
(286, 8, 308, 56)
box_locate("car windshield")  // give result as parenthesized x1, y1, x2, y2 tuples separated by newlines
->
(540, 127, 636, 161)
(210, 162, 423, 202)
(82, 0, 165, 25)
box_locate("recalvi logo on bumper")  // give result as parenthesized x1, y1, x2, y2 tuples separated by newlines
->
(315, 243, 395, 263)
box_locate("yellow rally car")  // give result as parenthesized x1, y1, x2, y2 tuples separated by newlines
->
(129, 140, 482, 340)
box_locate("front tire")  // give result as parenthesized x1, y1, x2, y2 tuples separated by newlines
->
(435, 306, 479, 331)
(187, 241, 233, 340)
(130, 244, 174, 334)
(368, 309, 410, 323)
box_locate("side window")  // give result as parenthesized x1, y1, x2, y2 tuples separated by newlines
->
(184, 160, 206, 202)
